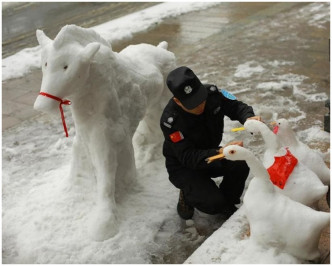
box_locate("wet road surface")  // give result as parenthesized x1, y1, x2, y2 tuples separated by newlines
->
(2, 2, 156, 58)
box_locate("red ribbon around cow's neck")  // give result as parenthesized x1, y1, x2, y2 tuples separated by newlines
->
(39, 92, 72, 137)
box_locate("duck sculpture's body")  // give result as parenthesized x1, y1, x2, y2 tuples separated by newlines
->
(244, 120, 327, 207)
(274, 118, 330, 186)
(222, 145, 330, 261)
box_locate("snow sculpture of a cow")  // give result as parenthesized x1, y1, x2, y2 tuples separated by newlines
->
(34, 25, 176, 241)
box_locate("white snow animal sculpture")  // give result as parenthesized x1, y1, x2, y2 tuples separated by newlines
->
(244, 119, 328, 207)
(274, 118, 330, 186)
(221, 145, 330, 261)
(244, 119, 282, 168)
(33, 25, 176, 241)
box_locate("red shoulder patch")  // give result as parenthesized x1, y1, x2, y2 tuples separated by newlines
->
(169, 131, 184, 143)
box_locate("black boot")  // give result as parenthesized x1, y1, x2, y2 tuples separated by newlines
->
(177, 190, 194, 220)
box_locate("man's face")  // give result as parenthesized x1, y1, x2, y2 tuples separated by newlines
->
(177, 99, 206, 115)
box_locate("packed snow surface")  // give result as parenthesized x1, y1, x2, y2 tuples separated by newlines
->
(185, 208, 302, 264)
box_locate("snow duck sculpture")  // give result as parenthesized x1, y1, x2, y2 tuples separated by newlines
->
(244, 120, 327, 207)
(273, 118, 330, 186)
(243, 119, 281, 168)
(34, 25, 176, 241)
(221, 145, 330, 261)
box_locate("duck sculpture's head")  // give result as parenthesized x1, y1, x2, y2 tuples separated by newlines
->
(273, 118, 290, 134)
(223, 145, 272, 183)
(244, 119, 264, 135)
(223, 145, 251, 161)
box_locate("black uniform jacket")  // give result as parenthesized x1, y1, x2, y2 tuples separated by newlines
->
(160, 84, 255, 175)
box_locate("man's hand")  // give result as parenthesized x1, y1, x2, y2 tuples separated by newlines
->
(219, 141, 243, 154)
(246, 116, 262, 122)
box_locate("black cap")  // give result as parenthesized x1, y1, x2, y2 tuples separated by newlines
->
(166, 66, 207, 109)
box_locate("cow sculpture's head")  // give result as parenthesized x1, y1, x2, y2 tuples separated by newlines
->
(34, 28, 100, 113)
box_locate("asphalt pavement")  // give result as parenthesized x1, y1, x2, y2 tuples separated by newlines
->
(2, 2, 157, 57)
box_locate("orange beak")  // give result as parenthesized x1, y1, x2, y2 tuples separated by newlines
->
(270, 121, 277, 126)
(205, 153, 225, 164)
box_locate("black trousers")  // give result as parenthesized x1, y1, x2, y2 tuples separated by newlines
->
(169, 160, 249, 215)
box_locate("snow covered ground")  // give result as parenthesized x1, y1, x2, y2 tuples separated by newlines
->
(2, 2, 330, 264)
(185, 207, 303, 264)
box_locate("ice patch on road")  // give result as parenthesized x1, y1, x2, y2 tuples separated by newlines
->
(297, 3, 330, 29)
(267, 60, 295, 67)
(234, 61, 265, 78)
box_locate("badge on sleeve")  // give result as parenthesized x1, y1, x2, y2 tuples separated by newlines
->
(169, 131, 184, 143)
(221, 89, 237, 100)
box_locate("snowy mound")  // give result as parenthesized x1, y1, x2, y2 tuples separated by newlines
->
(185, 207, 302, 264)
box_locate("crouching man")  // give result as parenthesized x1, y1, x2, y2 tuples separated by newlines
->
(160, 66, 261, 220)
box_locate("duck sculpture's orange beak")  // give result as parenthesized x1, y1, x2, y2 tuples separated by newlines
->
(231, 127, 245, 132)
(205, 152, 225, 164)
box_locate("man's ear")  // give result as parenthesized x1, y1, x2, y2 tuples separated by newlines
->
(81, 43, 101, 63)
(36, 29, 52, 47)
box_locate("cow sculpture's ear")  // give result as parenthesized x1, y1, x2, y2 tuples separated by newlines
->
(36, 30, 52, 47)
(81, 43, 101, 63)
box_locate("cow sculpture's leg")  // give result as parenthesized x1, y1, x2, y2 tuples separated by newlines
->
(136, 103, 164, 161)
(69, 136, 80, 180)
(88, 136, 119, 241)
(70, 135, 92, 180)
(115, 138, 138, 197)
